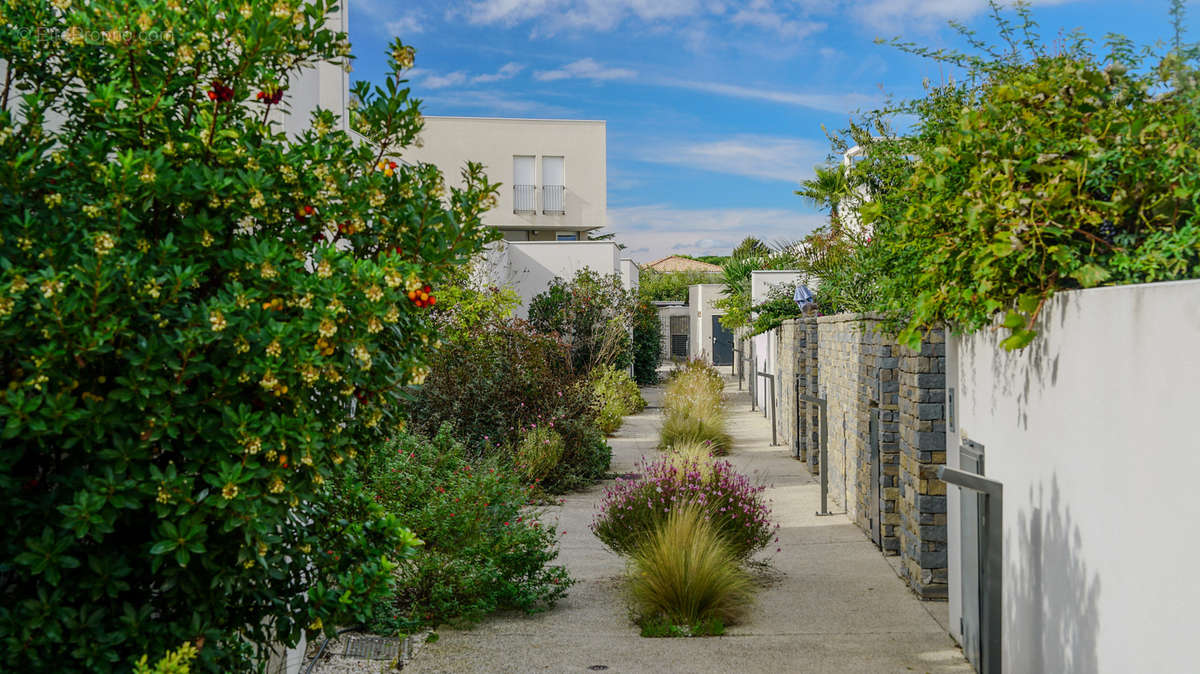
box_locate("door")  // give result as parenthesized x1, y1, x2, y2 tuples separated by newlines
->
(711, 316, 733, 366)
(960, 440, 985, 672)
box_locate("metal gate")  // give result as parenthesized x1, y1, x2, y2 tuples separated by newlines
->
(669, 315, 688, 359)
(944, 439, 1003, 674)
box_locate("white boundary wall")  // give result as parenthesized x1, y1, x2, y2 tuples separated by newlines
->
(947, 279, 1200, 673)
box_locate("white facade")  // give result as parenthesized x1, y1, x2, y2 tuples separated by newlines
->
(750, 270, 810, 305)
(403, 116, 606, 241)
(687, 284, 727, 363)
(946, 279, 1200, 673)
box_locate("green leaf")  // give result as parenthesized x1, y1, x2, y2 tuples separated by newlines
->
(1070, 263, 1110, 288)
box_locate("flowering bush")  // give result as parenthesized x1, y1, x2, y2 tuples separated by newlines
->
(592, 364, 646, 434)
(591, 456, 776, 560)
(407, 319, 610, 492)
(0, 2, 494, 670)
(331, 427, 573, 632)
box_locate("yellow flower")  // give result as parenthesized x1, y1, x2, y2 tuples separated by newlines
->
(266, 339, 282, 358)
(297, 293, 313, 309)
(393, 45, 415, 69)
(243, 436, 262, 455)
(367, 317, 382, 334)
(44, 193, 63, 208)
(259, 372, 279, 391)
(385, 305, 399, 323)
(269, 478, 285, 494)
(82, 204, 102, 218)
(301, 365, 319, 385)
(260, 261, 277, 279)
(200, 230, 214, 247)
(243, 558, 255, 569)
(156, 485, 171, 504)
(249, 190, 265, 209)
(309, 617, 323, 631)
(318, 319, 337, 338)
(301, 453, 313, 466)
(139, 165, 156, 183)
(364, 285, 383, 302)
(222, 482, 238, 500)
(258, 541, 268, 556)
(209, 310, 227, 332)
(11, 276, 29, 293)
(316, 259, 332, 279)
(384, 270, 402, 288)
(40, 279, 63, 298)
(137, 13, 153, 32)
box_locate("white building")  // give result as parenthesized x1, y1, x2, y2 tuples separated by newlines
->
(404, 116, 637, 316)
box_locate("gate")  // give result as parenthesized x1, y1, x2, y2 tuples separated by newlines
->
(669, 315, 688, 359)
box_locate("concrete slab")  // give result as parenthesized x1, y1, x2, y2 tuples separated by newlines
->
(408, 379, 971, 674)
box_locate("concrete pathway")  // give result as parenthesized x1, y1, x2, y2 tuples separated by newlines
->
(407, 379, 971, 674)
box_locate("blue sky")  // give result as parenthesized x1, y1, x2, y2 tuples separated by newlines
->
(346, 0, 1190, 262)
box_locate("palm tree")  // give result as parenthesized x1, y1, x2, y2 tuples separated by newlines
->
(796, 164, 851, 235)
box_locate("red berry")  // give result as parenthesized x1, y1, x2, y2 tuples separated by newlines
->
(304, 205, 314, 215)
(207, 91, 217, 100)
(428, 296, 437, 306)
(422, 285, 431, 293)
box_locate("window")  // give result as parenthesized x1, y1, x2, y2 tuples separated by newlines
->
(541, 155, 564, 214)
(556, 233, 578, 241)
(513, 155, 535, 213)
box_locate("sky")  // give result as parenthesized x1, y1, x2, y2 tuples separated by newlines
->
(345, 0, 1190, 262)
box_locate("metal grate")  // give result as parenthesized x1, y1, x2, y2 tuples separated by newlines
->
(671, 334, 688, 358)
(342, 636, 402, 661)
(669, 315, 688, 334)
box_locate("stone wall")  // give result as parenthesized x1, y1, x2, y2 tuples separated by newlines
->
(775, 320, 800, 458)
(780, 313, 948, 599)
(815, 314, 868, 524)
(897, 328, 948, 599)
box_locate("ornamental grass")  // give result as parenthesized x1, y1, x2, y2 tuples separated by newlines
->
(628, 504, 753, 631)
(660, 360, 730, 452)
(591, 455, 776, 560)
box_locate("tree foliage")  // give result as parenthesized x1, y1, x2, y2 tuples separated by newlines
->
(0, 2, 493, 669)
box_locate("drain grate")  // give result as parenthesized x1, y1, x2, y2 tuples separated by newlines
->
(587, 666, 609, 671)
(342, 636, 401, 660)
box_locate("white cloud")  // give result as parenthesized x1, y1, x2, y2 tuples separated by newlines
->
(852, 0, 1080, 33)
(607, 204, 826, 262)
(465, 0, 704, 32)
(657, 77, 877, 114)
(384, 13, 425, 36)
(472, 62, 525, 83)
(729, 2, 825, 40)
(417, 63, 525, 90)
(534, 58, 637, 82)
(418, 90, 576, 117)
(634, 135, 829, 184)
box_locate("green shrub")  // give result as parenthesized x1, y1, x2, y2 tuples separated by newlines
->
(592, 364, 646, 434)
(660, 362, 730, 453)
(334, 427, 573, 632)
(591, 456, 776, 560)
(631, 299, 662, 385)
(133, 643, 199, 674)
(528, 269, 635, 372)
(516, 425, 565, 483)
(659, 410, 732, 455)
(0, 4, 491, 669)
(407, 320, 609, 493)
(627, 505, 753, 632)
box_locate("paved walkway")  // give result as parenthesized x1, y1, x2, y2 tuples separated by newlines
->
(408, 379, 971, 673)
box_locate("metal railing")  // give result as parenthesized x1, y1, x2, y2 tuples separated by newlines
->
(798, 392, 831, 516)
(542, 184, 565, 214)
(513, 184, 536, 214)
(757, 371, 777, 446)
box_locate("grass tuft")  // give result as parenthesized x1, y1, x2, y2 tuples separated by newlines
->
(628, 503, 754, 631)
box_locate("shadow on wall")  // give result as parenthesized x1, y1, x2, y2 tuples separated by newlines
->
(1006, 477, 1100, 673)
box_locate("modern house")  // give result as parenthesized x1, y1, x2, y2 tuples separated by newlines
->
(404, 116, 638, 316)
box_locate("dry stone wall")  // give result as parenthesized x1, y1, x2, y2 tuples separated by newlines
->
(772, 314, 948, 599)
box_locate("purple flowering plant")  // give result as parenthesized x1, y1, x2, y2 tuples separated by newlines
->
(591, 455, 777, 559)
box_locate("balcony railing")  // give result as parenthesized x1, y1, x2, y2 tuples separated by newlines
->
(542, 185, 565, 215)
(513, 184, 536, 214)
